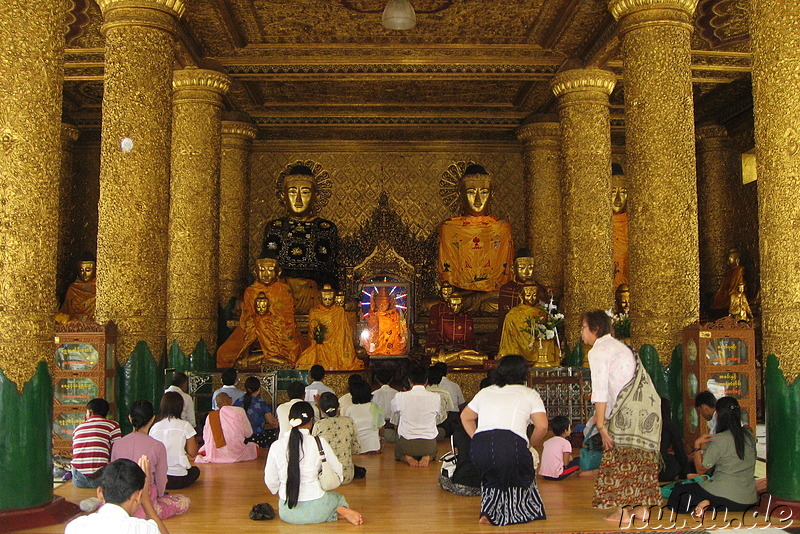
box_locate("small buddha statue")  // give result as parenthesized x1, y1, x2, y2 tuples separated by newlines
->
(57, 253, 97, 323)
(427, 280, 455, 324)
(614, 283, 630, 316)
(711, 248, 746, 310)
(611, 166, 629, 289)
(233, 292, 293, 368)
(729, 282, 753, 322)
(295, 284, 363, 370)
(497, 254, 538, 332)
(216, 257, 303, 368)
(360, 287, 408, 356)
(499, 284, 560, 367)
(428, 296, 487, 366)
(437, 164, 514, 314)
(261, 164, 338, 313)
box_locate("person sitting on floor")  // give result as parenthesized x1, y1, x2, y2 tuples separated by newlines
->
(71, 397, 121, 489)
(265, 401, 363, 525)
(164, 372, 195, 428)
(65, 457, 170, 534)
(338, 374, 365, 416)
(344, 380, 385, 454)
(390, 364, 445, 467)
(212, 368, 244, 409)
(371, 368, 399, 442)
(305, 364, 335, 404)
(312, 392, 364, 484)
(195, 393, 259, 464)
(278, 381, 320, 435)
(539, 415, 580, 480)
(234, 376, 280, 448)
(659, 397, 690, 482)
(149, 392, 200, 490)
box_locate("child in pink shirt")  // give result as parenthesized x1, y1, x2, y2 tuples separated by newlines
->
(539, 415, 580, 480)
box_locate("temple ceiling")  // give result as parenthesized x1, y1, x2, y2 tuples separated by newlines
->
(63, 0, 753, 141)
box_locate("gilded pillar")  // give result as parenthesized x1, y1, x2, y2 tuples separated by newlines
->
(167, 67, 231, 357)
(57, 123, 81, 301)
(551, 68, 616, 344)
(696, 124, 739, 310)
(219, 120, 258, 307)
(516, 119, 564, 300)
(751, 0, 800, 500)
(95, 0, 184, 365)
(610, 0, 699, 362)
(0, 0, 64, 511)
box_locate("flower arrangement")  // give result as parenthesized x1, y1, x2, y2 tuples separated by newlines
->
(312, 323, 328, 344)
(607, 309, 630, 339)
(535, 311, 565, 341)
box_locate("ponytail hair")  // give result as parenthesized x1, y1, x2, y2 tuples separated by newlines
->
(129, 400, 154, 430)
(286, 401, 315, 508)
(714, 396, 750, 460)
(318, 392, 339, 417)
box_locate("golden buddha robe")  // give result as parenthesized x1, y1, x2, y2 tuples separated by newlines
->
(438, 215, 514, 292)
(712, 265, 746, 310)
(612, 212, 629, 289)
(498, 303, 559, 366)
(295, 304, 363, 370)
(362, 308, 408, 356)
(58, 279, 97, 322)
(216, 280, 303, 368)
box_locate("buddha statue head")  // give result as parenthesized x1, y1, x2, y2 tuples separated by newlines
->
(439, 281, 454, 302)
(254, 257, 280, 285)
(726, 248, 741, 268)
(460, 164, 492, 216)
(615, 284, 630, 315)
(521, 284, 539, 306)
(611, 164, 627, 214)
(372, 287, 393, 313)
(254, 292, 270, 316)
(282, 165, 316, 220)
(447, 296, 464, 315)
(335, 292, 346, 308)
(513, 255, 535, 284)
(76, 252, 97, 283)
(320, 284, 336, 308)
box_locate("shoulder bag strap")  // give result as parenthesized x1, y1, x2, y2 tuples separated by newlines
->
(314, 435, 327, 462)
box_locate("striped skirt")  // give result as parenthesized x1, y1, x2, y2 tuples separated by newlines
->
(470, 429, 546, 526)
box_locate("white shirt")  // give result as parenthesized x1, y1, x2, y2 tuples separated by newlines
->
(344, 402, 385, 452)
(468, 384, 546, 442)
(371, 384, 398, 420)
(438, 376, 465, 410)
(212, 385, 245, 410)
(338, 392, 354, 416)
(588, 334, 636, 419)
(277, 399, 321, 436)
(165, 385, 196, 427)
(149, 417, 196, 476)
(305, 381, 334, 403)
(391, 385, 444, 440)
(264, 429, 343, 502)
(65, 503, 159, 534)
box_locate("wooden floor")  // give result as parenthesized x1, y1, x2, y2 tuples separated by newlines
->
(23, 441, 786, 533)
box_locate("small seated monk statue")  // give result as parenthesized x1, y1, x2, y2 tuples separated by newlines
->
(729, 281, 753, 322)
(361, 287, 408, 356)
(611, 166, 629, 289)
(711, 248, 746, 310)
(437, 164, 514, 314)
(615, 284, 630, 316)
(261, 164, 339, 313)
(497, 253, 538, 333)
(427, 296, 487, 366)
(57, 253, 97, 323)
(216, 257, 303, 368)
(295, 284, 363, 370)
(499, 284, 560, 367)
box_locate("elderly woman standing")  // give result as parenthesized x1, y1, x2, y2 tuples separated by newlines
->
(461, 354, 548, 526)
(581, 309, 662, 525)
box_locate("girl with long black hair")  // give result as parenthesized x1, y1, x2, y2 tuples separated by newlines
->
(264, 401, 363, 525)
(667, 396, 757, 515)
(233, 376, 279, 447)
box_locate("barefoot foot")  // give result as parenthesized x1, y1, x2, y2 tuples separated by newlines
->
(478, 516, 491, 524)
(337, 506, 363, 525)
(418, 455, 431, 467)
(693, 499, 711, 518)
(604, 507, 630, 526)
(402, 455, 420, 467)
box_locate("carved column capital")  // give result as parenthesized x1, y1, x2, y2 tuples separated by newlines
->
(99, 0, 184, 35)
(551, 68, 616, 104)
(60, 123, 80, 144)
(695, 123, 729, 141)
(173, 67, 231, 96)
(609, 0, 697, 33)
(516, 121, 561, 146)
(221, 120, 258, 141)
(97, 0, 186, 17)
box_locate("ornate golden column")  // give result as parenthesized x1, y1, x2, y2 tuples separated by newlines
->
(167, 67, 231, 356)
(516, 118, 564, 300)
(696, 124, 739, 309)
(57, 123, 81, 300)
(610, 0, 699, 362)
(95, 0, 184, 364)
(219, 119, 258, 307)
(551, 68, 616, 344)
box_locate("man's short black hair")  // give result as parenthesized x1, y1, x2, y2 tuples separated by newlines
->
(287, 380, 306, 400)
(550, 415, 571, 437)
(221, 368, 237, 386)
(171, 371, 188, 388)
(309, 365, 325, 381)
(427, 366, 443, 386)
(432, 362, 448, 377)
(86, 398, 110, 418)
(695, 390, 717, 409)
(100, 459, 146, 505)
(408, 364, 427, 385)
(375, 368, 393, 386)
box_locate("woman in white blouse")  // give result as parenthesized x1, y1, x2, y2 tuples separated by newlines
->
(264, 401, 363, 525)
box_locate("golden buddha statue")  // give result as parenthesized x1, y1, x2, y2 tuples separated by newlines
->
(260, 164, 338, 314)
(711, 248, 746, 310)
(614, 283, 630, 316)
(729, 281, 753, 322)
(611, 166, 629, 290)
(499, 284, 560, 367)
(231, 292, 293, 368)
(428, 296, 487, 366)
(360, 287, 408, 356)
(437, 164, 514, 314)
(295, 284, 363, 370)
(57, 254, 97, 323)
(216, 257, 303, 368)
(497, 254, 539, 331)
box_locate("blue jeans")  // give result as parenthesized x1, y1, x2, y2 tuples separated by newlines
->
(72, 466, 102, 488)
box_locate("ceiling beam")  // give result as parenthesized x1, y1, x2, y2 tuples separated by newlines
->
(212, 0, 248, 48)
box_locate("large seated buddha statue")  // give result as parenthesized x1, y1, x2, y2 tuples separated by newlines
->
(499, 284, 560, 367)
(295, 284, 363, 370)
(361, 287, 408, 356)
(216, 257, 303, 368)
(260, 164, 338, 314)
(437, 164, 514, 314)
(427, 296, 487, 366)
(56, 253, 98, 323)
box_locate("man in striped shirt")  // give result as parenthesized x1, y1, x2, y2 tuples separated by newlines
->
(71, 398, 121, 488)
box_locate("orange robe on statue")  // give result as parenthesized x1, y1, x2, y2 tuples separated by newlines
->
(59, 279, 97, 322)
(437, 215, 514, 292)
(362, 308, 408, 356)
(612, 212, 629, 289)
(711, 265, 746, 310)
(295, 304, 363, 370)
(216, 280, 303, 368)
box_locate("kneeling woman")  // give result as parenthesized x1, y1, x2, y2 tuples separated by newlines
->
(265, 402, 363, 525)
